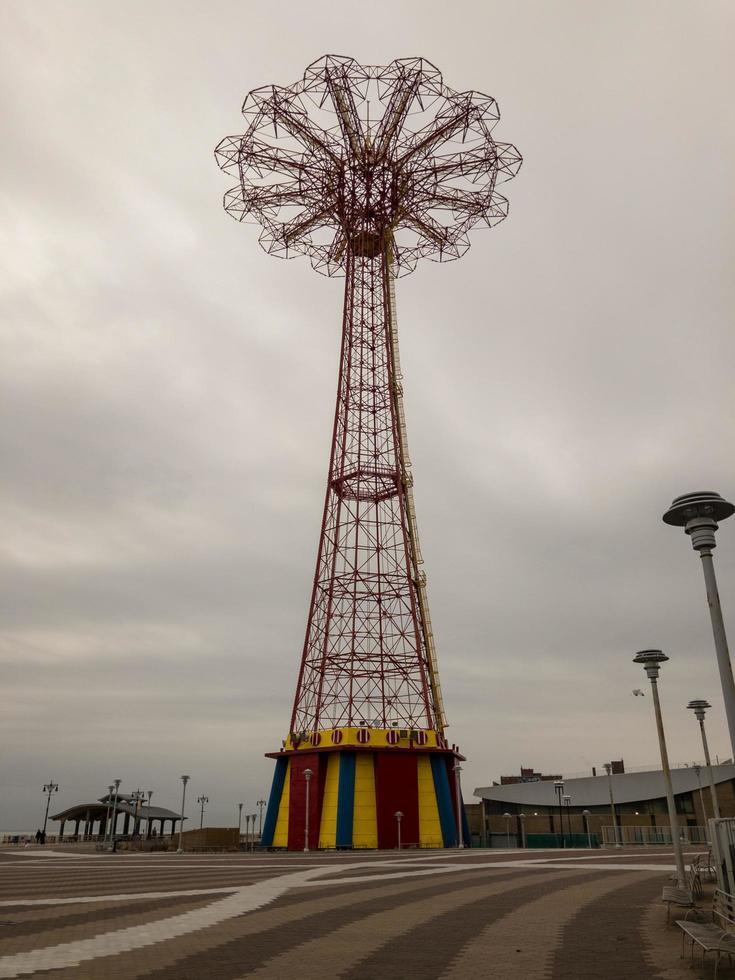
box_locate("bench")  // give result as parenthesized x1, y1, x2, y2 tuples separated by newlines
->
(678, 889, 735, 978)
(663, 862, 702, 924)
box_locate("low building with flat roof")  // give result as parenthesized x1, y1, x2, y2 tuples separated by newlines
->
(470, 764, 735, 847)
(51, 792, 184, 841)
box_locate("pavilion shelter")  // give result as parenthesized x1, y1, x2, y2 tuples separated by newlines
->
(52, 793, 184, 840)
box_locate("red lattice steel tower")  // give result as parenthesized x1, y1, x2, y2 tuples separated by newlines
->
(216, 56, 521, 849)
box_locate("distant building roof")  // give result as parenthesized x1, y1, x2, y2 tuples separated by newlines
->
(474, 764, 735, 807)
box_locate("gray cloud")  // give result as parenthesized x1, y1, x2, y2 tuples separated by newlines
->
(1, 0, 734, 830)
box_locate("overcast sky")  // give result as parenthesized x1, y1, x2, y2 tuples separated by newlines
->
(1, 0, 734, 831)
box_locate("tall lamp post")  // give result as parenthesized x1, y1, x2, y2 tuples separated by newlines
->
(395, 811, 403, 850)
(664, 491, 735, 757)
(130, 788, 145, 837)
(251, 813, 257, 850)
(177, 775, 190, 853)
(197, 795, 209, 830)
(562, 795, 573, 845)
(244, 813, 251, 850)
(237, 802, 244, 840)
(503, 812, 512, 848)
(582, 809, 592, 848)
(692, 764, 706, 829)
(103, 784, 114, 843)
(146, 790, 153, 839)
(633, 649, 686, 888)
(603, 764, 621, 847)
(553, 781, 565, 847)
(454, 763, 464, 848)
(687, 699, 721, 819)
(303, 768, 313, 853)
(109, 778, 121, 845)
(519, 812, 527, 849)
(41, 781, 58, 840)
(257, 798, 266, 838)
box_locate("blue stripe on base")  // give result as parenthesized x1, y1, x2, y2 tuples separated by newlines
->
(430, 755, 456, 847)
(261, 756, 288, 847)
(336, 751, 356, 848)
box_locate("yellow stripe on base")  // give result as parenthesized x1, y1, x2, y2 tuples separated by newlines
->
(417, 754, 443, 847)
(271, 758, 291, 848)
(318, 752, 340, 848)
(352, 753, 378, 848)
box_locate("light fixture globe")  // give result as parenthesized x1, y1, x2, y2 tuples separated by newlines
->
(663, 491, 735, 527)
(633, 649, 669, 680)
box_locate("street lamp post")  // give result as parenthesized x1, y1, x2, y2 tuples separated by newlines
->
(41, 781, 58, 841)
(633, 649, 687, 888)
(103, 784, 114, 843)
(303, 768, 313, 853)
(664, 491, 735, 757)
(692, 764, 706, 832)
(395, 811, 403, 850)
(237, 802, 244, 841)
(146, 791, 153, 839)
(519, 813, 527, 848)
(197, 795, 209, 831)
(582, 809, 592, 848)
(562, 795, 573, 845)
(553, 781, 565, 847)
(687, 700, 721, 820)
(251, 813, 257, 850)
(503, 812, 512, 848)
(130, 788, 145, 837)
(110, 778, 121, 845)
(257, 798, 266, 838)
(244, 813, 250, 850)
(177, 775, 190, 853)
(603, 764, 621, 847)
(453, 763, 464, 848)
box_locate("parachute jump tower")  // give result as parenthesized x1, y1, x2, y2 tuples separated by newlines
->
(216, 56, 521, 849)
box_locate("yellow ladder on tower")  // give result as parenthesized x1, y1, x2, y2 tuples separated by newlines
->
(386, 265, 447, 732)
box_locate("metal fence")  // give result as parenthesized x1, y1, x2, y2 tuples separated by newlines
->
(601, 824, 708, 845)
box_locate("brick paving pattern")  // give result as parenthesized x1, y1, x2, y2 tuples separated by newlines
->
(0, 845, 720, 978)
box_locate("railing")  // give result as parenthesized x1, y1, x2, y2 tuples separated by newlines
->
(601, 824, 709, 846)
(709, 818, 735, 892)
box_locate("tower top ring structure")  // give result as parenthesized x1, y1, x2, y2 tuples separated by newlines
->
(215, 54, 522, 277)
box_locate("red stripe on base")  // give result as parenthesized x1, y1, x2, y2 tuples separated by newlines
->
(374, 752, 419, 848)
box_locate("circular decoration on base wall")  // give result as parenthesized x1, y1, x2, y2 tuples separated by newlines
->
(330, 730, 343, 744)
(357, 728, 370, 744)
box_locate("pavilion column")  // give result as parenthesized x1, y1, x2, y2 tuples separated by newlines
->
(59, 820, 66, 840)
(74, 819, 80, 837)
(123, 813, 130, 835)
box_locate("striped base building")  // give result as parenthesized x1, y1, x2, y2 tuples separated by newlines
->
(261, 728, 469, 850)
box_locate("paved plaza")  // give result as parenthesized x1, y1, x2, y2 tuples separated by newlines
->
(0, 846, 717, 979)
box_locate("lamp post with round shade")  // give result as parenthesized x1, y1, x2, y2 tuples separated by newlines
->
(691, 764, 706, 830)
(453, 763, 464, 848)
(633, 650, 686, 888)
(257, 798, 267, 838)
(251, 814, 257, 850)
(394, 811, 403, 850)
(663, 491, 735, 757)
(237, 803, 244, 840)
(582, 809, 592, 848)
(562, 795, 572, 845)
(519, 813, 527, 848)
(303, 769, 313, 853)
(553, 781, 564, 847)
(603, 764, 621, 847)
(177, 775, 190, 853)
(503, 812, 512, 848)
(687, 699, 721, 820)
